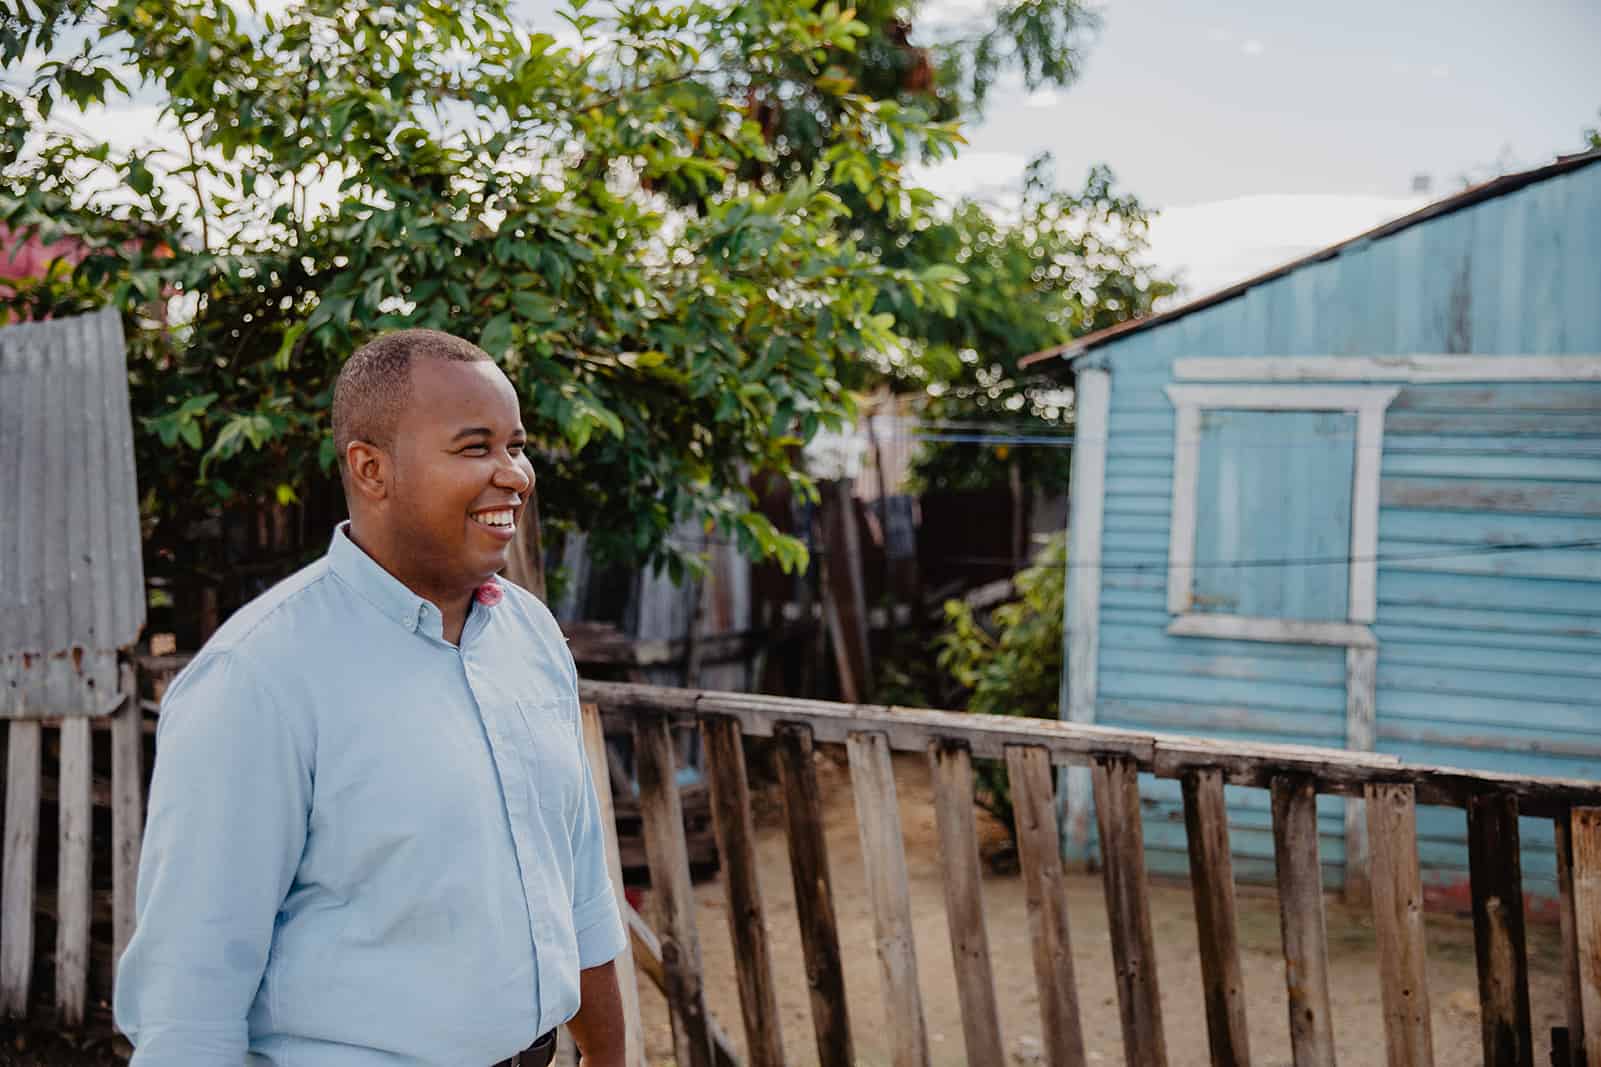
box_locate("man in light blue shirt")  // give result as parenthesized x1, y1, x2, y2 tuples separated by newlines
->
(115, 330, 628, 1065)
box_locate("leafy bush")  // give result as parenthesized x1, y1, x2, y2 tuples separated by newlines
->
(936, 530, 1064, 834)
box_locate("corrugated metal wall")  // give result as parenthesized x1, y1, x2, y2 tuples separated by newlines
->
(1088, 160, 1601, 899)
(0, 307, 145, 718)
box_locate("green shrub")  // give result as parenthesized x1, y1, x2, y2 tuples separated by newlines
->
(935, 531, 1064, 835)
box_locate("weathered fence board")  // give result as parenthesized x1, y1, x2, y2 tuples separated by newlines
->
(1094, 755, 1167, 1067)
(55, 717, 92, 1025)
(1467, 793, 1533, 1067)
(588, 680, 1601, 818)
(701, 716, 784, 1067)
(635, 714, 715, 1067)
(773, 723, 853, 1067)
(1365, 783, 1434, 1067)
(928, 740, 1004, 1066)
(1, 720, 41, 1016)
(1006, 744, 1086, 1067)
(820, 479, 872, 702)
(110, 676, 143, 970)
(1569, 807, 1601, 1067)
(1556, 809, 1586, 1067)
(847, 730, 929, 1067)
(1181, 769, 1250, 1067)
(579, 703, 646, 1067)
(1271, 775, 1336, 1067)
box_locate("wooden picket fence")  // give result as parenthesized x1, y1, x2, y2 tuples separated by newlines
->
(6, 666, 1601, 1067)
(0, 664, 144, 1027)
(582, 679, 1601, 1067)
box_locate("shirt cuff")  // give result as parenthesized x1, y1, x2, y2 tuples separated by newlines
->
(573, 885, 628, 969)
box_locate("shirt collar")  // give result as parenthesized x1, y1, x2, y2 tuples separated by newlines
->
(327, 522, 440, 636)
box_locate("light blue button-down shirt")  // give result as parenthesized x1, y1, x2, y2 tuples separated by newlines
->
(115, 525, 627, 1065)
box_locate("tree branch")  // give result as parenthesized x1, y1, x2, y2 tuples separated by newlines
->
(180, 124, 210, 253)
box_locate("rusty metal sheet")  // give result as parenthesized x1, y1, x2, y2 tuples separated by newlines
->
(0, 307, 145, 717)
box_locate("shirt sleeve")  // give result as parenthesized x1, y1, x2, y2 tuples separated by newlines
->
(114, 650, 313, 1064)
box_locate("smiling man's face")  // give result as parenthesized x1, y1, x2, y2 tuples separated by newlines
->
(383, 356, 534, 593)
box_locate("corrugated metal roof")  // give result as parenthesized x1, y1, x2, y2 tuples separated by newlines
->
(1020, 147, 1601, 370)
(1, 307, 145, 718)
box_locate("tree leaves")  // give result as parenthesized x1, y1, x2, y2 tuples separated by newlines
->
(3, 0, 968, 577)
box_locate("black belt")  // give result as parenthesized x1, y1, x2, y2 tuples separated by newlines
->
(492, 1029, 557, 1067)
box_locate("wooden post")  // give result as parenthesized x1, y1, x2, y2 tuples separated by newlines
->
(928, 740, 1004, 1065)
(1181, 769, 1250, 1067)
(1343, 646, 1378, 904)
(702, 717, 784, 1067)
(1365, 783, 1434, 1067)
(1568, 806, 1601, 1067)
(580, 704, 646, 1067)
(1270, 775, 1336, 1067)
(1005, 744, 1087, 1067)
(821, 479, 872, 702)
(1557, 809, 1588, 1067)
(635, 714, 715, 1067)
(1467, 793, 1533, 1067)
(1009, 455, 1025, 572)
(55, 717, 92, 1026)
(111, 665, 144, 972)
(774, 724, 853, 1067)
(0, 720, 41, 1017)
(1094, 755, 1167, 1067)
(1061, 365, 1109, 860)
(846, 731, 929, 1067)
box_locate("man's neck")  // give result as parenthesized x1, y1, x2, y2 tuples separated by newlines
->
(346, 521, 476, 645)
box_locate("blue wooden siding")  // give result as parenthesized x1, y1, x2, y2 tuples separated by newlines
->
(1372, 379, 1601, 900)
(1083, 158, 1601, 898)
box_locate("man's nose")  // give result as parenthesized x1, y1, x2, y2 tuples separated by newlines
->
(494, 453, 533, 494)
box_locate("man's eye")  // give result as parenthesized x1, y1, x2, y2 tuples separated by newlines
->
(509, 441, 525, 454)
(461, 445, 489, 455)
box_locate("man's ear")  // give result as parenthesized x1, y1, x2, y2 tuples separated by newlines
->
(344, 440, 390, 502)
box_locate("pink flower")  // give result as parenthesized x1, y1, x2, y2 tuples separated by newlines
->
(475, 578, 504, 607)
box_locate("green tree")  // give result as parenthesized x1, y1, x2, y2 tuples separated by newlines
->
(888, 157, 1174, 496)
(2, 0, 966, 580)
(935, 529, 1065, 835)
(693, 0, 1167, 504)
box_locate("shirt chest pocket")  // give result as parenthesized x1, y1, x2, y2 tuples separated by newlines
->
(513, 698, 586, 814)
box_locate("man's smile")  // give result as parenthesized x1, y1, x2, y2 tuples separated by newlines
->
(470, 507, 517, 535)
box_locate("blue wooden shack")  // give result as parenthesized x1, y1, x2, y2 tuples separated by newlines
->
(1027, 149, 1601, 907)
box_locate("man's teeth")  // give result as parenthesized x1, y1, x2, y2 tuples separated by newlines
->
(472, 509, 515, 529)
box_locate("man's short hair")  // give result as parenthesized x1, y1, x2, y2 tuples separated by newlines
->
(331, 329, 492, 473)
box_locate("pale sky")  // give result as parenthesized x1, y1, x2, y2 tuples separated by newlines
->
(913, 0, 1601, 297)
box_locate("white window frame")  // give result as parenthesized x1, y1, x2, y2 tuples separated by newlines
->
(1162, 383, 1400, 645)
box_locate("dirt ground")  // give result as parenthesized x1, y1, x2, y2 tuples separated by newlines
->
(635, 749, 1568, 1067)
